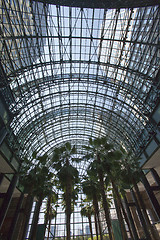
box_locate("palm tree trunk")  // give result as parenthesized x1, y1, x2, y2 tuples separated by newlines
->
(111, 180, 128, 240)
(44, 196, 51, 239)
(66, 210, 71, 240)
(29, 198, 43, 240)
(54, 214, 57, 238)
(66, 172, 72, 240)
(133, 177, 159, 240)
(118, 194, 135, 239)
(20, 194, 34, 240)
(114, 196, 128, 240)
(93, 194, 103, 240)
(88, 215, 93, 240)
(97, 156, 114, 240)
(99, 174, 114, 240)
(110, 179, 135, 239)
(94, 210, 99, 240)
(47, 218, 52, 240)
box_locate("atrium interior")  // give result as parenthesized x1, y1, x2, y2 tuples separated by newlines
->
(0, 0, 160, 239)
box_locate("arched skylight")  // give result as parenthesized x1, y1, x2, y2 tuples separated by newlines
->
(0, 1, 159, 164)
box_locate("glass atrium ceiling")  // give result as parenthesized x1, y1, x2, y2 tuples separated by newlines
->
(0, 1, 159, 170)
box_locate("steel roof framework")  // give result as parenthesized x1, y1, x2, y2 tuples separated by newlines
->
(1, 1, 159, 164)
(0, 0, 160, 238)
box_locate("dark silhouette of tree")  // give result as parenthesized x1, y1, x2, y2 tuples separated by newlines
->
(52, 142, 80, 240)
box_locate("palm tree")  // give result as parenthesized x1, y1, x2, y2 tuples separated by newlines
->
(86, 138, 141, 240)
(20, 151, 54, 240)
(29, 188, 52, 240)
(29, 170, 54, 240)
(46, 208, 57, 240)
(101, 157, 129, 240)
(120, 155, 159, 240)
(82, 176, 103, 240)
(81, 204, 94, 240)
(52, 142, 80, 240)
(44, 191, 58, 240)
(83, 137, 121, 240)
(107, 149, 158, 240)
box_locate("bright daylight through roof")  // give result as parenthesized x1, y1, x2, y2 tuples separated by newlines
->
(0, 0, 159, 239)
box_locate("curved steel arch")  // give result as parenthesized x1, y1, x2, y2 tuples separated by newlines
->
(11, 72, 155, 121)
(23, 128, 128, 162)
(8, 60, 154, 81)
(35, 0, 159, 9)
(0, 2, 159, 164)
(14, 101, 149, 158)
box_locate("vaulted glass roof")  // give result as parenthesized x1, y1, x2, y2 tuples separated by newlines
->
(0, 1, 159, 171)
